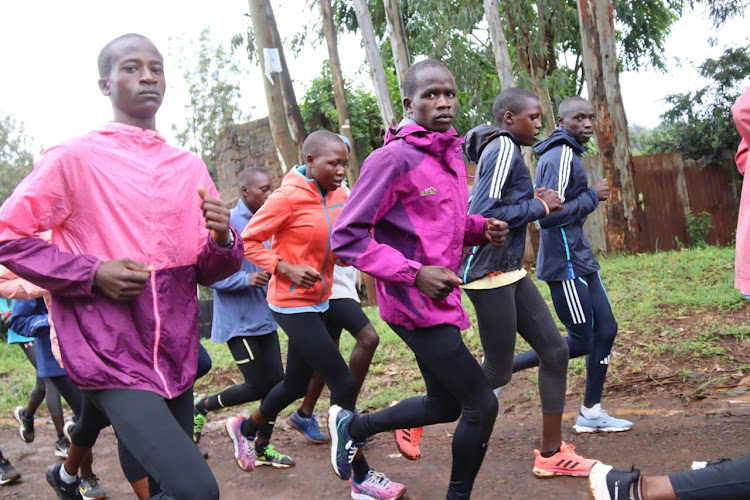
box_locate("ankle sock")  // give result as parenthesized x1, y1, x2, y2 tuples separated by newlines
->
(240, 418, 258, 438)
(255, 441, 268, 455)
(59, 464, 77, 484)
(352, 457, 370, 483)
(541, 447, 561, 458)
(580, 403, 602, 419)
(195, 398, 209, 415)
(630, 477, 643, 500)
(296, 409, 311, 419)
(348, 415, 365, 443)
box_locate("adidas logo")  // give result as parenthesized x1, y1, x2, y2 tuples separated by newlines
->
(420, 186, 438, 196)
(599, 355, 610, 365)
(555, 459, 581, 470)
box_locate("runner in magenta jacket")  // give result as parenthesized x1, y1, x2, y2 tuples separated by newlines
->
(331, 122, 490, 331)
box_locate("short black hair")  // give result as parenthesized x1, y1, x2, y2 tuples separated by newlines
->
(98, 33, 153, 77)
(557, 96, 593, 119)
(492, 88, 539, 126)
(403, 59, 452, 100)
(301, 130, 345, 161)
(238, 167, 271, 188)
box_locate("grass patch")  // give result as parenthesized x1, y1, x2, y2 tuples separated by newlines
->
(0, 245, 746, 416)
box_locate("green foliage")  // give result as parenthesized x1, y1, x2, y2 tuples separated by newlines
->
(644, 44, 750, 162)
(171, 28, 248, 182)
(300, 65, 385, 161)
(0, 115, 35, 206)
(685, 210, 713, 248)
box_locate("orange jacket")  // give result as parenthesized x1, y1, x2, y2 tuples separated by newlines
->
(242, 166, 347, 308)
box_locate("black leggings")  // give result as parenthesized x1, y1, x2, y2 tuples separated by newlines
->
(203, 332, 283, 441)
(466, 276, 569, 415)
(353, 323, 498, 500)
(76, 388, 218, 499)
(260, 312, 356, 417)
(19, 342, 63, 418)
(670, 455, 750, 499)
(48, 376, 147, 484)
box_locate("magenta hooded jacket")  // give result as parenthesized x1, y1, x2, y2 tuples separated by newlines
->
(332, 122, 488, 331)
(0, 123, 243, 399)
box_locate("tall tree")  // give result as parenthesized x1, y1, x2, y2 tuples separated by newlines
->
(383, 0, 411, 100)
(483, 0, 514, 90)
(578, 0, 641, 252)
(262, 0, 308, 149)
(247, 0, 300, 168)
(352, 0, 399, 129)
(319, 0, 361, 183)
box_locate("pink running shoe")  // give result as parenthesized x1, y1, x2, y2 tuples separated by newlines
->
(225, 416, 255, 471)
(533, 441, 600, 478)
(390, 401, 422, 460)
(350, 469, 406, 500)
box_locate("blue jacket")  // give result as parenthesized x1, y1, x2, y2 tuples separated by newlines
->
(533, 127, 601, 281)
(2, 298, 34, 344)
(460, 125, 547, 283)
(209, 199, 276, 343)
(9, 298, 65, 378)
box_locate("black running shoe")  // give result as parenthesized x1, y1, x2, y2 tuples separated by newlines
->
(0, 458, 21, 485)
(589, 462, 641, 500)
(13, 405, 34, 443)
(46, 463, 82, 500)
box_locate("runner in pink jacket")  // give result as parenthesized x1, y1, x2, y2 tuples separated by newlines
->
(0, 33, 240, 499)
(732, 85, 750, 297)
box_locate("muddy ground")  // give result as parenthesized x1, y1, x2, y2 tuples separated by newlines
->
(2, 384, 748, 500)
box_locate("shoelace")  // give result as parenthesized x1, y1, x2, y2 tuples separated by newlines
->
(364, 471, 391, 487)
(244, 439, 255, 458)
(263, 445, 281, 459)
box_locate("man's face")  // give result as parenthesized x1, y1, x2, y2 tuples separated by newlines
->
(404, 66, 457, 133)
(506, 98, 543, 146)
(99, 37, 166, 126)
(241, 173, 274, 213)
(559, 101, 596, 144)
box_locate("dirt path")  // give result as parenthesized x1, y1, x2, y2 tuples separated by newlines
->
(2, 387, 749, 500)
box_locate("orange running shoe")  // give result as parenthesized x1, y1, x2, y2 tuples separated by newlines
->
(390, 401, 423, 460)
(532, 441, 599, 478)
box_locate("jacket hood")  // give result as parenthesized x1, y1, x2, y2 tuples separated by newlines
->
(283, 165, 328, 197)
(464, 125, 519, 164)
(384, 118, 464, 160)
(532, 127, 586, 156)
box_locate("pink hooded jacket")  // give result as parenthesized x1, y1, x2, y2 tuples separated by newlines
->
(0, 123, 243, 398)
(732, 85, 750, 296)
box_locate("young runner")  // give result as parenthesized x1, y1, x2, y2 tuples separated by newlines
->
(0, 33, 242, 499)
(331, 59, 509, 499)
(194, 167, 294, 469)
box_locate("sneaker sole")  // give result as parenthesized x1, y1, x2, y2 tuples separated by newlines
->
(328, 405, 353, 480)
(0, 471, 21, 485)
(55, 449, 69, 458)
(225, 419, 254, 472)
(533, 465, 592, 478)
(80, 490, 108, 500)
(256, 459, 294, 469)
(14, 407, 34, 443)
(588, 463, 614, 500)
(351, 487, 407, 500)
(286, 416, 328, 444)
(574, 424, 632, 433)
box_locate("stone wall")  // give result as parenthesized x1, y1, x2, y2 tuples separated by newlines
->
(215, 117, 287, 204)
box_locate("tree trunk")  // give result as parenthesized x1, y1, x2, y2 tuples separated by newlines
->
(352, 0, 399, 129)
(319, 0, 361, 184)
(577, 0, 641, 252)
(263, 0, 308, 151)
(483, 0, 515, 91)
(247, 0, 299, 169)
(383, 0, 411, 100)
